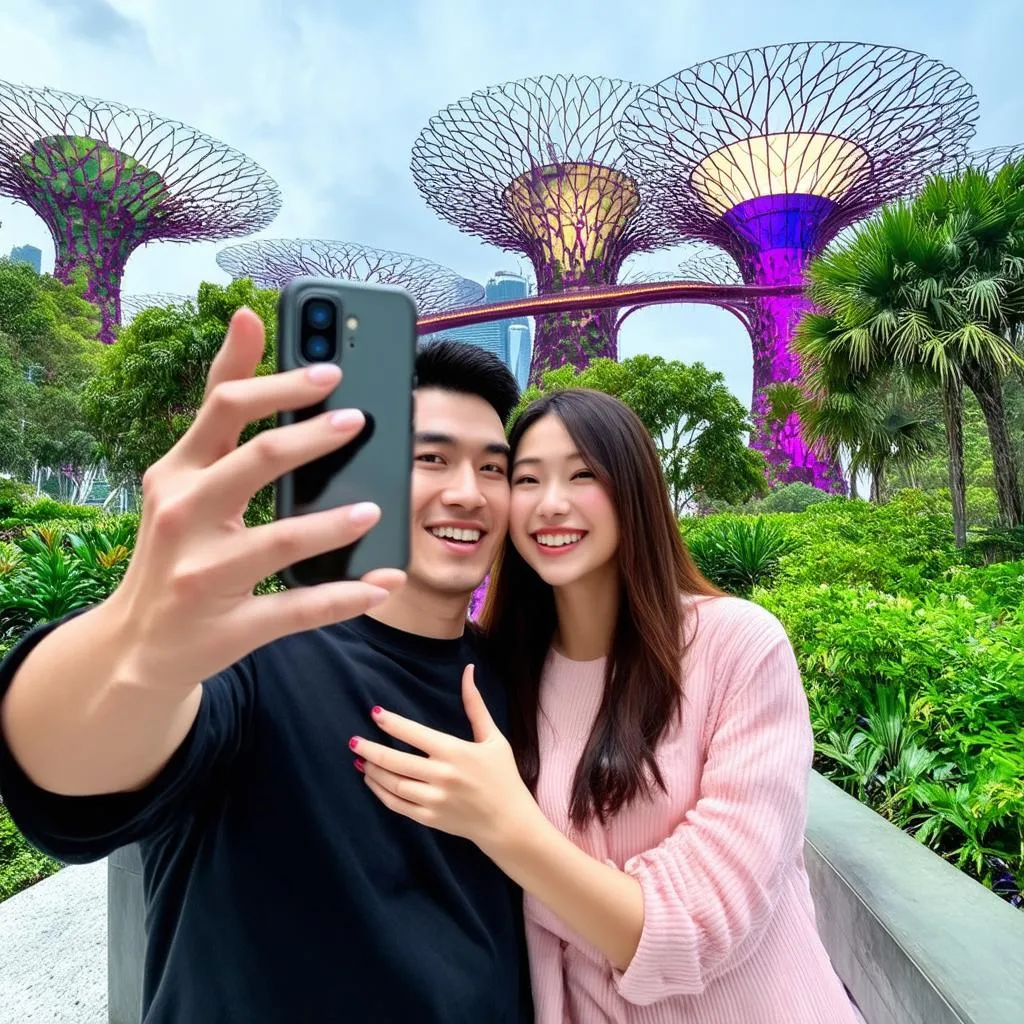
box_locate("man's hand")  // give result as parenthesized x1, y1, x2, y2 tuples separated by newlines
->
(110, 307, 406, 691)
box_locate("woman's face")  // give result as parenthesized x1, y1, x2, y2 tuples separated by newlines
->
(509, 413, 619, 589)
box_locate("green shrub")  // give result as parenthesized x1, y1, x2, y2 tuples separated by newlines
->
(686, 516, 796, 596)
(0, 802, 61, 902)
(755, 578, 1024, 894)
(758, 482, 833, 514)
(3, 498, 101, 526)
(0, 479, 34, 518)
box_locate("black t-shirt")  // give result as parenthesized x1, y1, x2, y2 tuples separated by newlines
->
(0, 612, 533, 1023)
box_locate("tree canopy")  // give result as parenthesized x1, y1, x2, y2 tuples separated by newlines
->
(82, 279, 280, 519)
(0, 259, 103, 482)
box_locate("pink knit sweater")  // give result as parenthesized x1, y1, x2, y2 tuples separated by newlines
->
(525, 594, 862, 1023)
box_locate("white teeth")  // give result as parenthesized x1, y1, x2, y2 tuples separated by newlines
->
(430, 526, 481, 543)
(536, 532, 583, 547)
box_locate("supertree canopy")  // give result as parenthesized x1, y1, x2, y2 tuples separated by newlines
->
(619, 42, 978, 492)
(216, 238, 484, 315)
(120, 292, 191, 321)
(0, 81, 281, 343)
(411, 75, 678, 380)
(943, 143, 1024, 177)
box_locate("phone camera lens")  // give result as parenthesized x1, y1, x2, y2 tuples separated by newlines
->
(302, 335, 334, 361)
(305, 300, 334, 330)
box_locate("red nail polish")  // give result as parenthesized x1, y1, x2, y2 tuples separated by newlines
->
(349, 736, 360, 750)
(371, 706, 382, 717)
(354, 758, 365, 772)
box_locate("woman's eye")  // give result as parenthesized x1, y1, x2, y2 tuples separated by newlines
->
(573, 470, 594, 480)
(512, 475, 537, 486)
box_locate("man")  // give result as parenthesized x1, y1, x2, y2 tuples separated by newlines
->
(0, 310, 531, 1022)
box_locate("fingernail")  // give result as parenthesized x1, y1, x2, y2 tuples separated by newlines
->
(307, 363, 341, 382)
(329, 408, 362, 429)
(348, 502, 380, 525)
(349, 736, 361, 750)
(371, 706, 382, 717)
(366, 586, 390, 607)
(354, 758, 365, 773)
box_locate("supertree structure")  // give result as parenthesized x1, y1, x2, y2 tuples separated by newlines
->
(120, 292, 191, 322)
(942, 143, 1024, 177)
(0, 81, 280, 343)
(673, 244, 755, 336)
(619, 42, 978, 491)
(216, 239, 484, 315)
(411, 74, 679, 381)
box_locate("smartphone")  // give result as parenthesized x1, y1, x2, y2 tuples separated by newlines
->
(275, 277, 416, 587)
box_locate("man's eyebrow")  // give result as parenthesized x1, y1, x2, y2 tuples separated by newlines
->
(415, 433, 511, 459)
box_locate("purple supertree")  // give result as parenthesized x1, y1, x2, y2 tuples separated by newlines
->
(216, 239, 484, 316)
(0, 81, 280, 343)
(120, 292, 191, 322)
(619, 42, 978, 492)
(411, 75, 679, 382)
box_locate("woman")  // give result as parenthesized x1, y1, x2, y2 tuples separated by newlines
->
(351, 389, 861, 1023)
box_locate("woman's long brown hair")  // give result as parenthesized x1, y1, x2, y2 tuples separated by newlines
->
(480, 389, 721, 829)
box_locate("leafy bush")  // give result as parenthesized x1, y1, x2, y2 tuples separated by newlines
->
(0, 479, 34, 517)
(2, 497, 101, 526)
(755, 578, 1024, 897)
(758, 482, 833, 514)
(0, 802, 61, 902)
(685, 516, 796, 595)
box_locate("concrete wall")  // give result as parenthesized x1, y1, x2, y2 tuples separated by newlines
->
(805, 771, 1024, 1024)
(106, 772, 1024, 1023)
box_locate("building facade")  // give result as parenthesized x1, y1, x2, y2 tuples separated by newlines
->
(423, 271, 532, 387)
(9, 244, 42, 273)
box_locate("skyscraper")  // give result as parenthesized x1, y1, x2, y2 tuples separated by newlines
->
(423, 270, 532, 383)
(9, 244, 41, 273)
(509, 323, 531, 390)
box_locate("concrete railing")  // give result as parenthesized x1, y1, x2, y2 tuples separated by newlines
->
(105, 773, 1024, 1024)
(805, 772, 1024, 1024)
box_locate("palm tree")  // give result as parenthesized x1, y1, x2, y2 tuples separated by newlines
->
(767, 374, 941, 503)
(915, 162, 1024, 526)
(795, 162, 1024, 544)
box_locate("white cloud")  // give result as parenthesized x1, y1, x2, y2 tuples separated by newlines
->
(0, 0, 1019, 406)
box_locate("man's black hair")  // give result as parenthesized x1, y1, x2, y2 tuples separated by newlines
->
(415, 338, 520, 425)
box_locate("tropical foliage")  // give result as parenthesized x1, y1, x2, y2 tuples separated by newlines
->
(788, 158, 1024, 545)
(0, 259, 105, 498)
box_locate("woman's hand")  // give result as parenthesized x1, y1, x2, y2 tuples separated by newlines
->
(351, 664, 543, 854)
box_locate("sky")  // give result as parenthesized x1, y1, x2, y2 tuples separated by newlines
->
(0, 0, 1021, 409)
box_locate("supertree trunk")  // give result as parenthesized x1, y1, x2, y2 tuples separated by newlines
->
(529, 261, 622, 380)
(52, 232, 131, 343)
(747, 289, 846, 492)
(730, 196, 847, 493)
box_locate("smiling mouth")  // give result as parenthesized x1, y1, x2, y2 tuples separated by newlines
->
(532, 530, 587, 550)
(428, 525, 485, 546)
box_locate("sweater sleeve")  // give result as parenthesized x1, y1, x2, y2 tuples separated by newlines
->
(611, 613, 813, 1006)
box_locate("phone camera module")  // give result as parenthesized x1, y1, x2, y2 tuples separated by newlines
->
(300, 298, 339, 363)
(305, 300, 334, 331)
(302, 334, 335, 362)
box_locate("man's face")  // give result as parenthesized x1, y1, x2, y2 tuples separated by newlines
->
(407, 387, 510, 597)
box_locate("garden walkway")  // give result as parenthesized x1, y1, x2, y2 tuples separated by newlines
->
(0, 858, 106, 1023)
